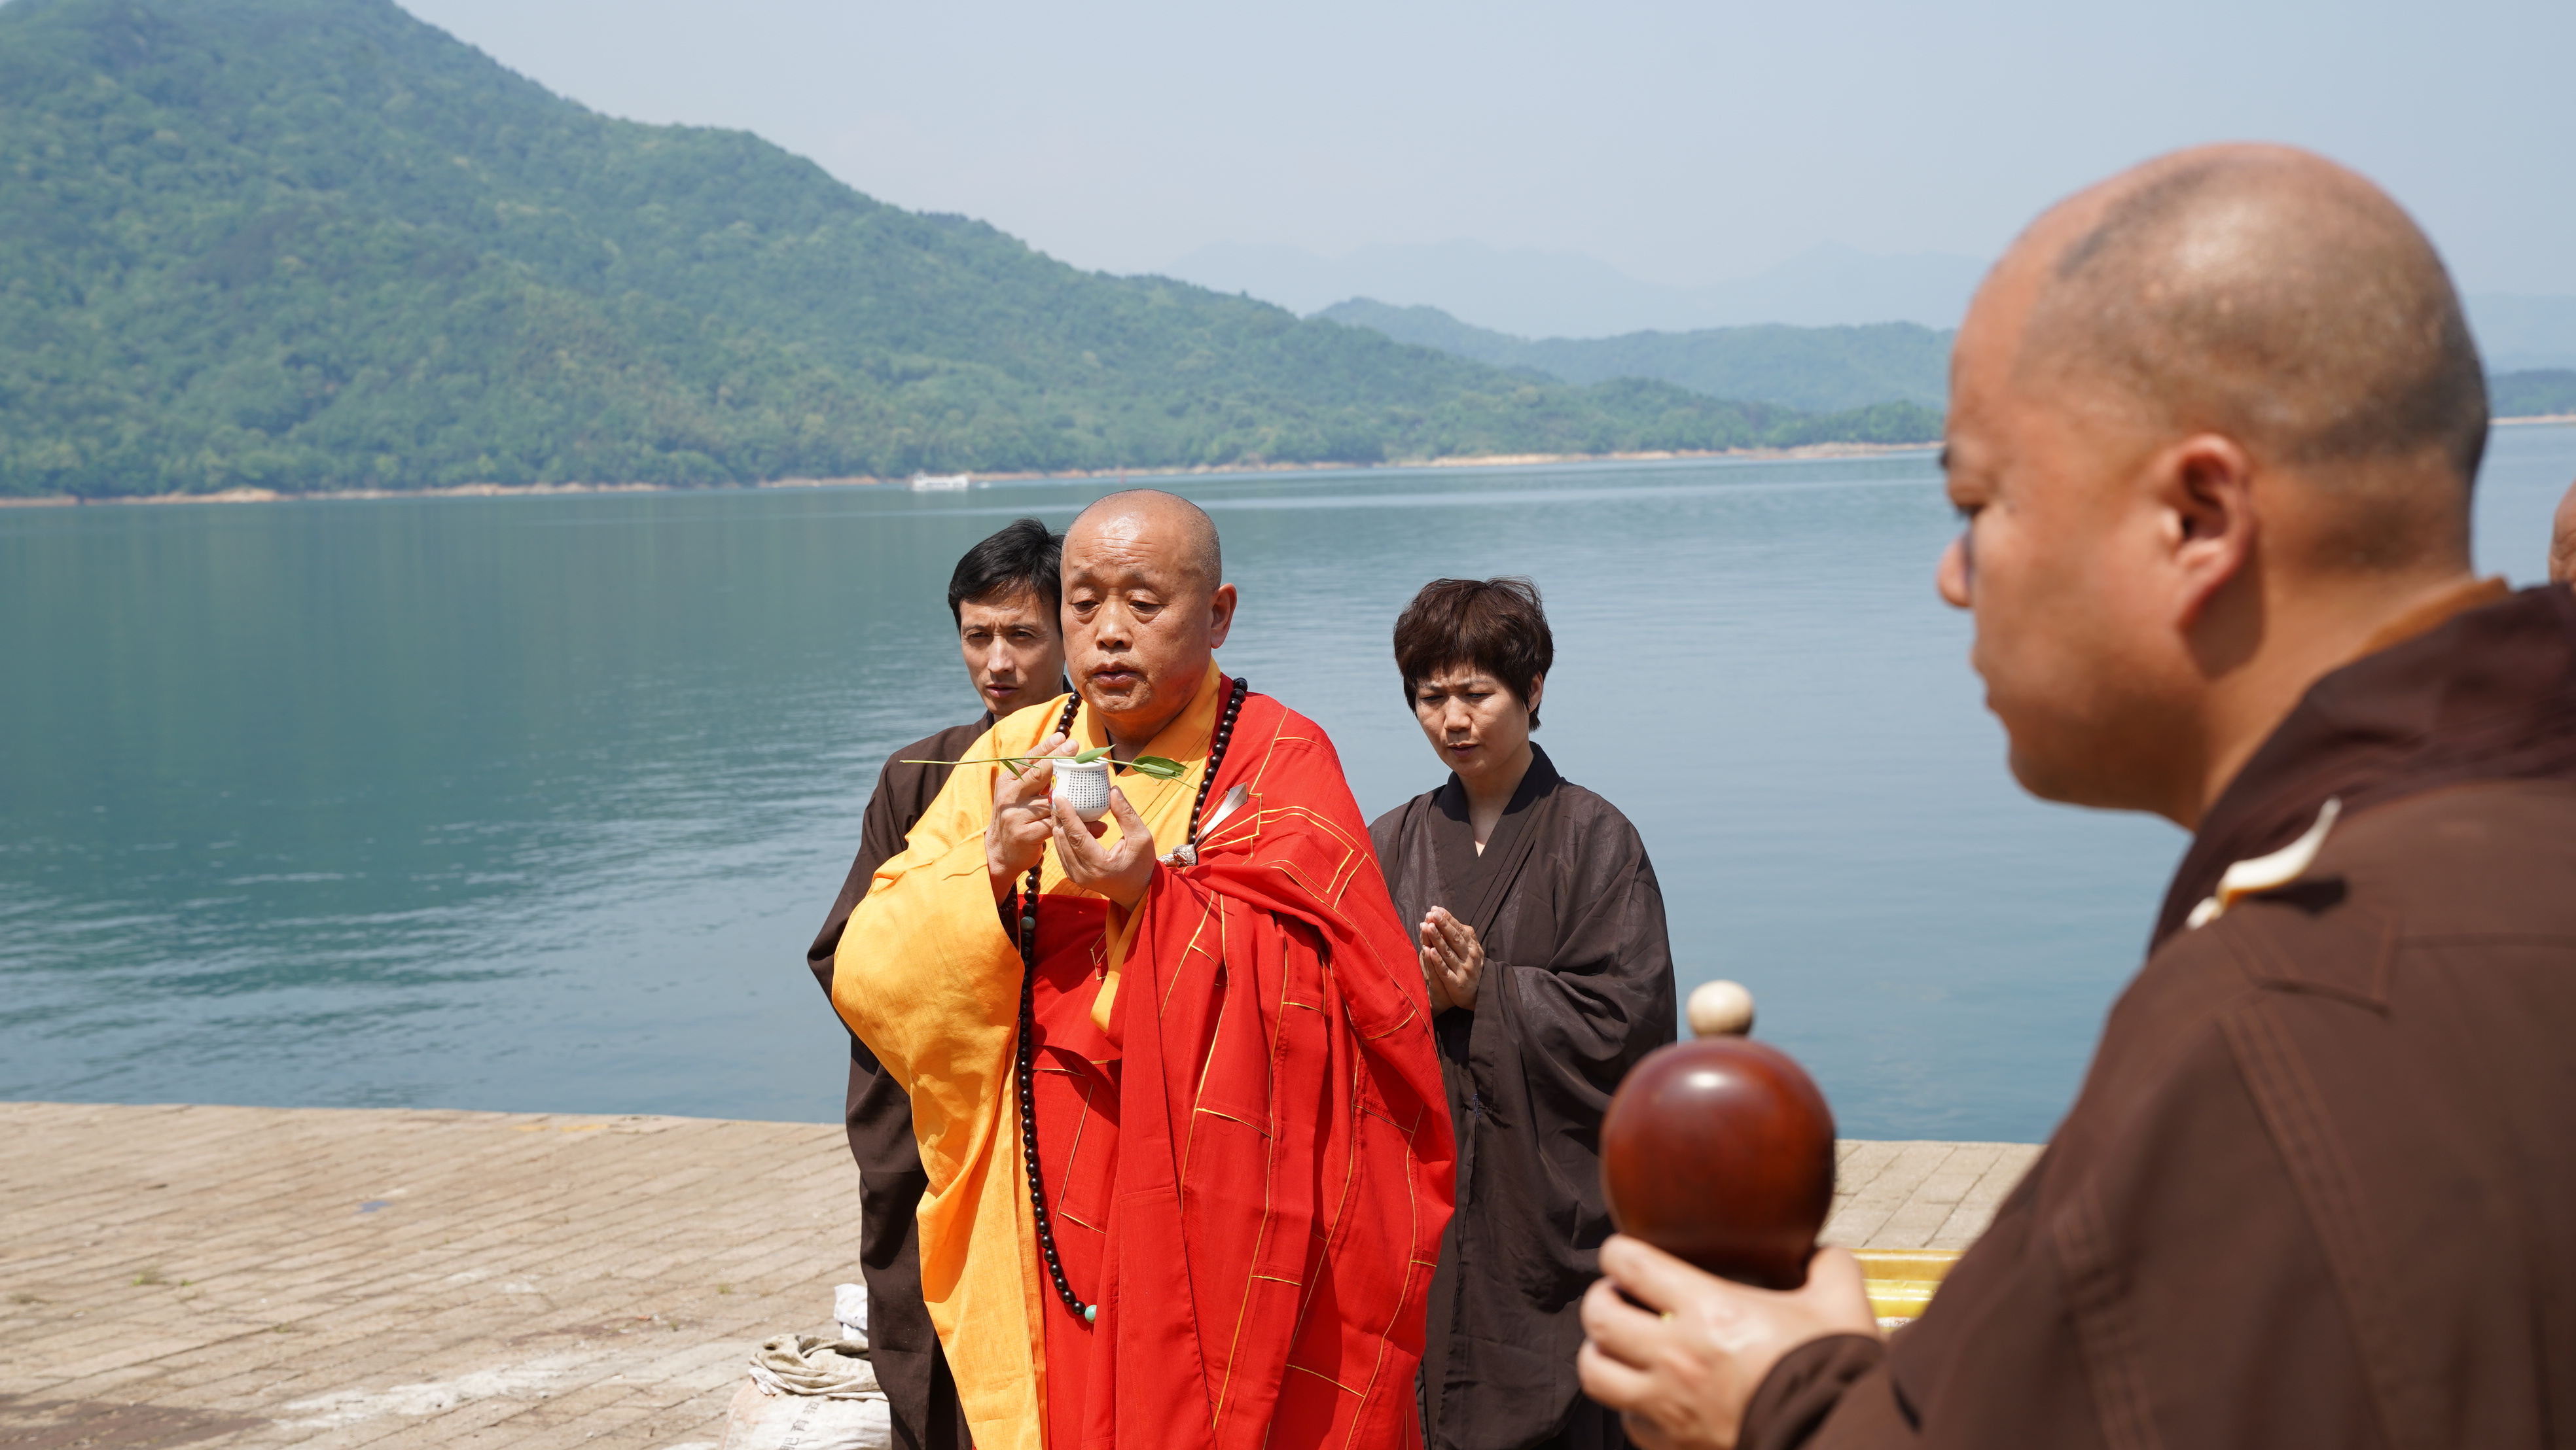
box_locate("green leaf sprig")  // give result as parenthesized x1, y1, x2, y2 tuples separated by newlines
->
(901, 747, 1190, 782)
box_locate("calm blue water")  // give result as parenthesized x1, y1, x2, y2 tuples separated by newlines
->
(5, 425, 2571, 1141)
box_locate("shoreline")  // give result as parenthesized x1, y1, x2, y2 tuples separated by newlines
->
(0, 440, 1937, 510)
(7, 417, 2570, 510)
(14, 415, 2567, 510)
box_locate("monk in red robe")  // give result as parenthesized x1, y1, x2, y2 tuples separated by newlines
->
(834, 490, 1455, 1450)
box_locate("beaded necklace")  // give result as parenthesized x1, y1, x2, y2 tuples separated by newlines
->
(1014, 675, 1249, 1324)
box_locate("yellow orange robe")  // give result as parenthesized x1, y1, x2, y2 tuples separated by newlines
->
(833, 664, 1454, 1450)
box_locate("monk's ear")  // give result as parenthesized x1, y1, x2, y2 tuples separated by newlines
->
(2153, 433, 2257, 633)
(1205, 582, 1238, 650)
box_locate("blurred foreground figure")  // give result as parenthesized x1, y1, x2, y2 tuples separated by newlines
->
(1371, 577, 1674, 1450)
(836, 491, 1453, 1450)
(1579, 145, 2576, 1450)
(806, 518, 1069, 1449)
(2550, 478, 2576, 582)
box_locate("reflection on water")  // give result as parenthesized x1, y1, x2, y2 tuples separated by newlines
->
(5, 426, 2571, 1139)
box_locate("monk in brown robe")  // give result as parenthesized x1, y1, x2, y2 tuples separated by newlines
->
(806, 517, 1069, 1450)
(1370, 578, 1674, 1450)
(1577, 144, 2576, 1449)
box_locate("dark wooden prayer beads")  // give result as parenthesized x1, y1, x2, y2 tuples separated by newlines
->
(1015, 678, 1249, 1324)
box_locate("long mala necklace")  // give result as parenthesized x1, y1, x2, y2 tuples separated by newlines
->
(1015, 676, 1248, 1325)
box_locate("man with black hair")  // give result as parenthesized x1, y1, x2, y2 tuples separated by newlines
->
(806, 516, 1068, 1450)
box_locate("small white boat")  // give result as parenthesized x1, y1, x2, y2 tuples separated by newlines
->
(910, 472, 971, 491)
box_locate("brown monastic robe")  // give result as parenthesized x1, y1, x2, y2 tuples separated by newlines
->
(1371, 744, 1677, 1450)
(805, 714, 990, 1450)
(1742, 581, 2576, 1450)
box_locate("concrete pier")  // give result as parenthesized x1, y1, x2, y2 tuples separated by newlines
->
(0, 1101, 2038, 1447)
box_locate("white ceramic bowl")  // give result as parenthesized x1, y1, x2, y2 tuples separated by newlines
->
(1050, 758, 1113, 822)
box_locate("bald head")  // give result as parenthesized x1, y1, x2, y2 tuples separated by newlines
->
(1942, 145, 2490, 826)
(2008, 145, 2486, 568)
(1060, 489, 1238, 750)
(1069, 490, 1223, 593)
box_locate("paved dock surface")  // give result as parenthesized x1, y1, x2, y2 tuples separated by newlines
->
(0, 1102, 2037, 1448)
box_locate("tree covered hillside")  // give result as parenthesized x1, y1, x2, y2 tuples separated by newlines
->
(0, 0, 1940, 496)
(2491, 370, 2576, 419)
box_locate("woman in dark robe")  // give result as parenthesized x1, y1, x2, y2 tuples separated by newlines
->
(1370, 577, 1676, 1450)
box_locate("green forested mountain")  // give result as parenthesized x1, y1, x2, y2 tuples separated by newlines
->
(1315, 299, 1954, 413)
(2492, 370, 2576, 419)
(0, 0, 1940, 497)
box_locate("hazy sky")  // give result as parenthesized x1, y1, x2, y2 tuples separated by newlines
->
(399, 0, 2573, 296)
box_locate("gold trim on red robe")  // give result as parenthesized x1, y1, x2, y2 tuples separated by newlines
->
(836, 665, 1454, 1449)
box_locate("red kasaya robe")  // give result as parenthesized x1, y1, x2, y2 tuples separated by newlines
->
(835, 665, 1456, 1450)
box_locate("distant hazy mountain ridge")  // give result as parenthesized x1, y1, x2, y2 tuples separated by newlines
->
(1178, 241, 2576, 378)
(1174, 240, 1988, 336)
(2467, 298, 2576, 374)
(1316, 300, 1951, 414)
(1321, 300, 2576, 425)
(0, 0, 1939, 497)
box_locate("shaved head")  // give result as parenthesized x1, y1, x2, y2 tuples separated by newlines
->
(2012, 145, 2487, 568)
(1060, 488, 1237, 750)
(1070, 489, 1223, 593)
(1942, 145, 2488, 826)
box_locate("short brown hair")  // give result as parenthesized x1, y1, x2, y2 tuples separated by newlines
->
(1393, 577, 1554, 728)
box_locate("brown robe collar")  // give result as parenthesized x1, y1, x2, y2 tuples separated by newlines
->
(2352, 574, 2512, 656)
(1428, 744, 1565, 940)
(2151, 580, 2576, 949)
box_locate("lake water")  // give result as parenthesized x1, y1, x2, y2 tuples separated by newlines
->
(6, 424, 2571, 1142)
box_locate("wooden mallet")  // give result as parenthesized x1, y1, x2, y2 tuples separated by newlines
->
(1599, 980, 1836, 1290)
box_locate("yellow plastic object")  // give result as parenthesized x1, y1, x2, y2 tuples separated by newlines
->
(1852, 1248, 1960, 1328)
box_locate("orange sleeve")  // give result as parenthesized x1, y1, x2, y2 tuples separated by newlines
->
(832, 706, 1056, 1450)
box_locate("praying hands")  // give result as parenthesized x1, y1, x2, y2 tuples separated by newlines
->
(1420, 906, 1484, 1012)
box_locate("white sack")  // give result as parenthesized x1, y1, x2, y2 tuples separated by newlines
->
(718, 1381, 890, 1450)
(746, 1335, 881, 1400)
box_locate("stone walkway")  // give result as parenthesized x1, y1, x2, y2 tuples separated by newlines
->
(0, 1102, 2038, 1448)
(1824, 1139, 2041, 1251)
